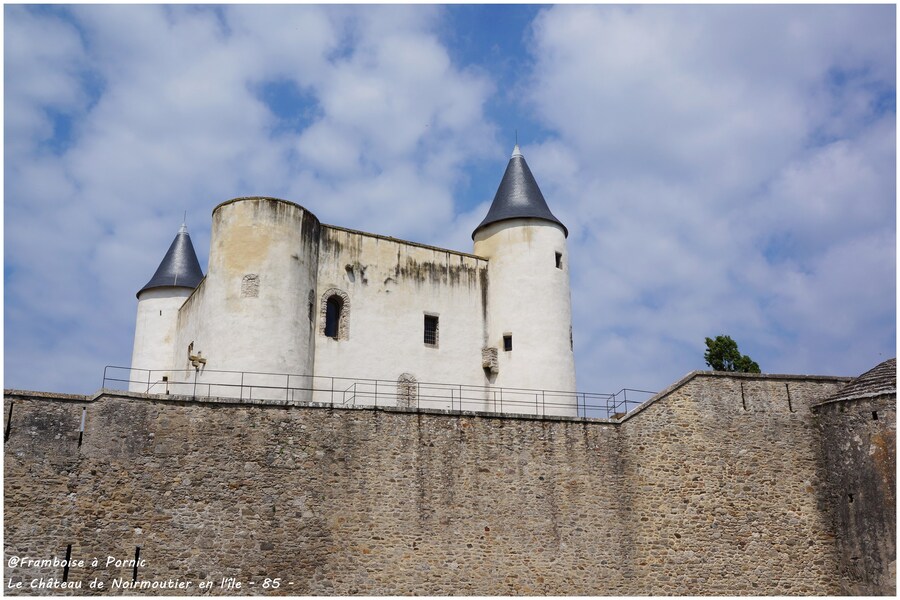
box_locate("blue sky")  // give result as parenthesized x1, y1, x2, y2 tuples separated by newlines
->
(4, 4, 896, 395)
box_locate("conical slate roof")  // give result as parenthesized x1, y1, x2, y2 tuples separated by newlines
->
(821, 358, 896, 404)
(472, 145, 567, 239)
(137, 225, 204, 297)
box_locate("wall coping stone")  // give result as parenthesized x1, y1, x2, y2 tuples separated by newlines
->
(811, 390, 897, 411)
(5, 367, 854, 426)
(4, 389, 89, 402)
(323, 223, 488, 262)
(618, 370, 853, 423)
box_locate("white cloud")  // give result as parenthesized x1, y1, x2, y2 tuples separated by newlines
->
(4, 5, 893, 400)
(5, 5, 496, 393)
(4, 6, 88, 157)
(526, 5, 895, 392)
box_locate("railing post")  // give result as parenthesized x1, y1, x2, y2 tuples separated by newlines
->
(542, 391, 546, 417)
(374, 380, 378, 408)
(286, 374, 290, 403)
(240, 371, 245, 401)
(331, 378, 334, 406)
(147, 370, 151, 394)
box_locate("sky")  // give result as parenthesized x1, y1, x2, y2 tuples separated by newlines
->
(4, 4, 896, 397)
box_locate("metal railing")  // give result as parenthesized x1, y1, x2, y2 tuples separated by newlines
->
(102, 365, 655, 420)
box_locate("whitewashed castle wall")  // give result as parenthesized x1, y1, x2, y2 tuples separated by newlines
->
(167, 199, 321, 401)
(474, 219, 577, 415)
(131, 195, 579, 413)
(128, 288, 193, 392)
(312, 226, 491, 411)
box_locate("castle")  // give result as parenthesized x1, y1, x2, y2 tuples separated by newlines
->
(3, 145, 895, 596)
(128, 145, 578, 415)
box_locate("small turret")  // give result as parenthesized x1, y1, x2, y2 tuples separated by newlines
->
(474, 145, 576, 415)
(129, 224, 204, 392)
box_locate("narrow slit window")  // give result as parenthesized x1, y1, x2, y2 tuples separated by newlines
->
(424, 315, 439, 346)
(555, 252, 563, 269)
(503, 334, 513, 352)
(325, 297, 343, 339)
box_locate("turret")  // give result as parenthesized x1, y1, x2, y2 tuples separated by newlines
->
(473, 145, 577, 415)
(193, 197, 320, 401)
(129, 224, 203, 392)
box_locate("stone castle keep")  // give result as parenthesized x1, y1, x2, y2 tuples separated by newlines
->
(3, 146, 896, 595)
(128, 145, 577, 416)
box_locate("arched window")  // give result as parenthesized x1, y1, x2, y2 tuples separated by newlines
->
(320, 288, 351, 340)
(325, 296, 342, 338)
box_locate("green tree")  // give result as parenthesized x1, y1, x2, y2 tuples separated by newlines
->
(704, 335, 761, 373)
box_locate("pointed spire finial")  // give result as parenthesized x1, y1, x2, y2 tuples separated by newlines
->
(512, 130, 523, 158)
(179, 211, 188, 234)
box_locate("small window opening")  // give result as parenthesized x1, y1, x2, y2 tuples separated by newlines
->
(503, 334, 513, 352)
(325, 297, 343, 339)
(872, 411, 879, 421)
(555, 252, 563, 269)
(424, 315, 439, 346)
(848, 493, 854, 504)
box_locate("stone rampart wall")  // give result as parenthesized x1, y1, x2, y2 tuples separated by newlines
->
(4, 372, 881, 595)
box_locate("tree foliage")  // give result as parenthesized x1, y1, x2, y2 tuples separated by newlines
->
(704, 335, 761, 373)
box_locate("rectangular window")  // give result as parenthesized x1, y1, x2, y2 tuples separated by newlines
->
(424, 315, 439, 346)
(503, 334, 513, 352)
(555, 252, 563, 269)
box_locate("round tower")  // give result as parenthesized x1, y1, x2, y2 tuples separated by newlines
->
(197, 197, 320, 400)
(473, 145, 577, 416)
(130, 223, 204, 392)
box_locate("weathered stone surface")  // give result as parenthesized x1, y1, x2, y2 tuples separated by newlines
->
(3, 369, 893, 595)
(813, 359, 896, 596)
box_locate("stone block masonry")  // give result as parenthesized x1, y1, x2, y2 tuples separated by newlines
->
(4, 369, 892, 595)
(812, 359, 897, 596)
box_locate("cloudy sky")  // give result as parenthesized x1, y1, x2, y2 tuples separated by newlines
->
(5, 4, 896, 396)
